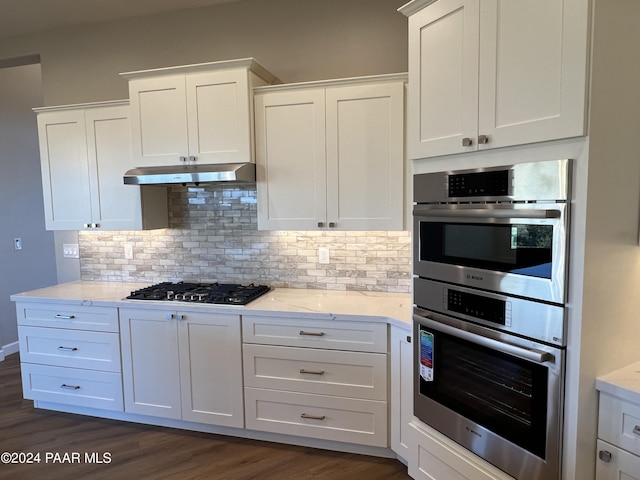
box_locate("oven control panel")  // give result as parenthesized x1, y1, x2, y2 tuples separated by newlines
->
(446, 288, 511, 326)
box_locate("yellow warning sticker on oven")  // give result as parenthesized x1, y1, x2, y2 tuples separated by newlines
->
(420, 330, 434, 382)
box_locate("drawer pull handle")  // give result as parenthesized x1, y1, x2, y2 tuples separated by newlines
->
(60, 384, 81, 390)
(634, 425, 640, 436)
(55, 314, 76, 320)
(598, 450, 612, 463)
(300, 369, 325, 375)
(299, 331, 325, 337)
(57, 346, 78, 352)
(301, 413, 326, 421)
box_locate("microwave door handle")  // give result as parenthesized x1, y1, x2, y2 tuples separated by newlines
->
(414, 312, 555, 365)
(412, 206, 561, 219)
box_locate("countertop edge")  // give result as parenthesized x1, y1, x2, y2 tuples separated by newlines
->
(596, 360, 640, 404)
(11, 281, 413, 330)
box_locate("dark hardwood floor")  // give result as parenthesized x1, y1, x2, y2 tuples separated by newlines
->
(0, 353, 411, 480)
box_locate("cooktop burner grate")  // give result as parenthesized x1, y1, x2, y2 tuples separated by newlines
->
(126, 282, 270, 306)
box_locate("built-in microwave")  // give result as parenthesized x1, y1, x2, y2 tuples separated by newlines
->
(413, 159, 570, 305)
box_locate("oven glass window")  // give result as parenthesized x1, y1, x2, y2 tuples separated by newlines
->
(419, 325, 549, 458)
(419, 222, 553, 279)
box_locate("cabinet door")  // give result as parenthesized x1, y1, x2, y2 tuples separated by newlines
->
(390, 326, 413, 460)
(37, 110, 93, 230)
(406, 0, 479, 159)
(477, 0, 588, 149)
(128, 75, 189, 166)
(596, 440, 640, 480)
(255, 89, 327, 230)
(186, 69, 252, 164)
(326, 82, 404, 230)
(85, 105, 145, 230)
(178, 311, 244, 427)
(120, 308, 181, 419)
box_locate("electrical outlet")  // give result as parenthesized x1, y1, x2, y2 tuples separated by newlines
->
(63, 243, 79, 258)
(124, 243, 134, 260)
(318, 247, 330, 265)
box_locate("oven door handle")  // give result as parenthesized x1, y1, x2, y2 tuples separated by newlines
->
(415, 311, 555, 365)
(412, 205, 561, 219)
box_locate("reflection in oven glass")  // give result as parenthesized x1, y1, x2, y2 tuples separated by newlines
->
(421, 330, 549, 458)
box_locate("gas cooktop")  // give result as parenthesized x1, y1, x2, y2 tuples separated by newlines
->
(126, 282, 270, 306)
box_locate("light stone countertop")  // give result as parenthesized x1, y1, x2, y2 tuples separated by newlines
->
(596, 360, 640, 404)
(10, 281, 413, 330)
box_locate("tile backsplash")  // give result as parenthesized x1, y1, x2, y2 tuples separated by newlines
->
(79, 185, 411, 292)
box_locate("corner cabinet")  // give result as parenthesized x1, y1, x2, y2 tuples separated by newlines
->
(119, 308, 244, 427)
(399, 0, 589, 159)
(35, 101, 168, 231)
(254, 74, 406, 231)
(121, 58, 278, 167)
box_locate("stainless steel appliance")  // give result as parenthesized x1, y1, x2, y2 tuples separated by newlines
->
(126, 282, 270, 305)
(412, 160, 571, 480)
(413, 159, 570, 304)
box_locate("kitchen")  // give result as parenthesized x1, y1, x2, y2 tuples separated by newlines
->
(2, 1, 640, 479)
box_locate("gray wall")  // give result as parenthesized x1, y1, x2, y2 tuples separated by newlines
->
(0, 63, 58, 351)
(0, 0, 408, 106)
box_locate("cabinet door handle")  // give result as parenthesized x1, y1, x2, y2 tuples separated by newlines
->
(189, 156, 196, 162)
(300, 369, 325, 375)
(299, 330, 325, 337)
(301, 413, 326, 421)
(462, 137, 473, 147)
(179, 156, 187, 162)
(177, 314, 185, 321)
(598, 450, 612, 463)
(317, 222, 325, 228)
(633, 425, 640, 436)
(57, 346, 78, 352)
(328, 222, 336, 228)
(167, 313, 175, 320)
(478, 134, 489, 145)
(60, 384, 81, 390)
(55, 314, 76, 320)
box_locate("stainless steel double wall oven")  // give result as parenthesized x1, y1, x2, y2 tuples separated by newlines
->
(412, 159, 570, 480)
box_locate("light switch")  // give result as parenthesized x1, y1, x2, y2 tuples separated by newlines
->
(63, 243, 79, 258)
(318, 247, 330, 265)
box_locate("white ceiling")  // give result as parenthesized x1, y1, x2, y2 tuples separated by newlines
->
(0, 0, 246, 38)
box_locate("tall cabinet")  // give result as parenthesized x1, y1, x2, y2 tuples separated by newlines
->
(35, 101, 168, 231)
(402, 0, 589, 159)
(254, 74, 406, 231)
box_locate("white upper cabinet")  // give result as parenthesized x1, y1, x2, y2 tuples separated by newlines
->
(254, 74, 406, 231)
(400, 0, 589, 159)
(36, 101, 168, 231)
(121, 58, 278, 167)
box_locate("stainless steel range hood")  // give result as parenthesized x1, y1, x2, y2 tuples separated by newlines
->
(123, 163, 256, 186)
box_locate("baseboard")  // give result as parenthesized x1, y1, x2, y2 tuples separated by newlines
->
(0, 341, 19, 361)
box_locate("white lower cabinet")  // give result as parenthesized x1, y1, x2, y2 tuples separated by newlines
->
(596, 393, 640, 479)
(408, 422, 514, 480)
(16, 302, 123, 412)
(390, 325, 413, 460)
(119, 308, 243, 427)
(242, 316, 388, 447)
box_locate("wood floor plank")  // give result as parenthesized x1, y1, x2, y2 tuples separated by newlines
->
(0, 353, 411, 479)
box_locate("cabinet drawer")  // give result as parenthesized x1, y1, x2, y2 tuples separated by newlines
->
(596, 439, 640, 480)
(242, 316, 387, 353)
(21, 363, 123, 411)
(16, 303, 119, 332)
(599, 393, 640, 457)
(244, 387, 388, 447)
(19, 326, 121, 372)
(243, 344, 387, 401)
